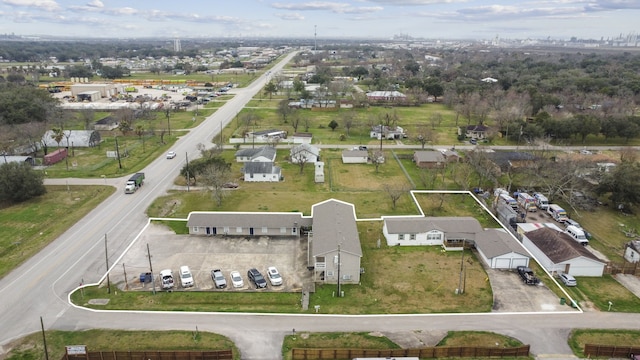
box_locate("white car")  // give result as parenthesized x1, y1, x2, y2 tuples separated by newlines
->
(267, 266, 283, 286)
(230, 270, 244, 288)
(166, 151, 177, 159)
(179, 265, 194, 288)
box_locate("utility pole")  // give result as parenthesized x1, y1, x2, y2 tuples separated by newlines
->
(165, 108, 171, 136)
(314, 25, 317, 53)
(114, 136, 122, 169)
(123, 263, 129, 291)
(40, 316, 49, 360)
(336, 243, 341, 297)
(185, 152, 190, 192)
(458, 240, 465, 295)
(147, 243, 156, 295)
(105, 234, 110, 293)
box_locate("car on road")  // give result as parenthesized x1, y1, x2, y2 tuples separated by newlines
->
(230, 270, 244, 288)
(179, 265, 194, 288)
(559, 273, 577, 287)
(247, 268, 267, 289)
(166, 151, 177, 159)
(267, 266, 283, 286)
(211, 268, 227, 289)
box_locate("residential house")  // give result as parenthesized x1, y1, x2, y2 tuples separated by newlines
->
(624, 240, 640, 263)
(341, 149, 368, 164)
(290, 143, 320, 164)
(242, 162, 282, 182)
(486, 151, 536, 172)
(459, 124, 489, 140)
(366, 91, 407, 103)
(245, 129, 287, 143)
(441, 149, 461, 163)
(413, 151, 445, 169)
(521, 226, 606, 276)
(234, 146, 277, 163)
(94, 115, 119, 131)
(42, 130, 102, 148)
(382, 216, 483, 248)
(370, 125, 406, 140)
(309, 199, 362, 284)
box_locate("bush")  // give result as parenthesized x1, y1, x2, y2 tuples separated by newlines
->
(0, 162, 46, 203)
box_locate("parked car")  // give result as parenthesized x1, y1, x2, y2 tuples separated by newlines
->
(166, 151, 177, 159)
(230, 270, 244, 288)
(247, 268, 267, 289)
(211, 268, 227, 289)
(516, 266, 540, 285)
(559, 273, 577, 287)
(160, 269, 174, 290)
(267, 266, 283, 286)
(179, 265, 194, 288)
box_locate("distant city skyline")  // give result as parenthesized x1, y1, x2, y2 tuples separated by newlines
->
(0, 0, 638, 41)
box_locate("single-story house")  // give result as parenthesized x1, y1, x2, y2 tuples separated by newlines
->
(290, 143, 320, 164)
(366, 91, 407, 102)
(342, 149, 368, 164)
(624, 240, 640, 263)
(486, 151, 536, 172)
(459, 124, 489, 140)
(475, 228, 531, 269)
(382, 216, 483, 249)
(242, 162, 282, 182)
(441, 149, 461, 163)
(186, 211, 311, 237)
(521, 226, 606, 276)
(309, 199, 362, 284)
(42, 130, 102, 148)
(235, 146, 277, 163)
(292, 132, 313, 144)
(370, 125, 406, 140)
(413, 151, 445, 169)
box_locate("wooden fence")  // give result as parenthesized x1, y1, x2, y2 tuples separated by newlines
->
(291, 345, 530, 359)
(605, 261, 640, 276)
(584, 344, 640, 358)
(64, 350, 233, 360)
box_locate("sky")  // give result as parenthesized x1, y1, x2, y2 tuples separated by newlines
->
(0, 0, 638, 41)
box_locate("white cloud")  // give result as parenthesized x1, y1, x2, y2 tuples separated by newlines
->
(271, 1, 382, 14)
(2, 0, 60, 11)
(86, 0, 103, 8)
(274, 12, 305, 20)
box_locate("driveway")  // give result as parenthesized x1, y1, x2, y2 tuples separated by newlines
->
(112, 223, 312, 292)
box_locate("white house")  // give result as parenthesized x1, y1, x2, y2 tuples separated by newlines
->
(42, 130, 102, 148)
(241, 162, 282, 182)
(521, 226, 605, 277)
(382, 216, 483, 248)
(624, 240, 640, 263)
(235, 146, 277, 163)
(290, 143, 320, 164)
(341, 149, 368, 164)
(475, 228, 531, 269)
(370, 125, 406, 140)
(292, 132, 313, 144)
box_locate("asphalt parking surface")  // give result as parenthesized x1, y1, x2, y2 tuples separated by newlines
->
(113, 223, 312, 292)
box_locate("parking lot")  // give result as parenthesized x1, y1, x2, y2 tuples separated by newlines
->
(113, 223, 312, 292)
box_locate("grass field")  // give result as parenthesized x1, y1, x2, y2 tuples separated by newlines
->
(0, 185, 114, 279)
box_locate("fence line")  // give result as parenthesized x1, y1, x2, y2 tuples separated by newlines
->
(291, 345, 530, 359)
(64, 350, 233, 360)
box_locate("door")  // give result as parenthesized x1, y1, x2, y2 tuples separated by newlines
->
(250, 227, 254, 235)
(212, 227, 217, 235)
(206, 227, 211, 235)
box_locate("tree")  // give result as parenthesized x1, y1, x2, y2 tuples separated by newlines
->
(340, 111, 356, 136)
(100, 65, 125, 79)
(291, 146, 310, 174)
(328, 119, 338, 131)
(263, 81, 278, 100)
(383, 184, 408, 210)
(0, 83, 60, 125)
(596, 153, 640, 210)
(278, 99, 293, 123)
(135, 124, 146, 152)
(0, 162, 46, 203)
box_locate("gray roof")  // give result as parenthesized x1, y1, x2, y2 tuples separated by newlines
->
(291, 143, 320, 156)
(242, 162, 281, 175)
(235, 146, 276, 161)
(42, 130, 101, 147)
(525, 227, 603, 263)
(475, 228, 529, 258)
(186, 212, 311, 228)
(414, 151, 445, 163)
(342, 149, 368, 157)
(385, 216, 483, 239)
(311, 199, 362, 257)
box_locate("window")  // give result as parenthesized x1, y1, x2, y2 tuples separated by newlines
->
(223, 226, 230, 234)
(342, 274, 351, 280)
(292, 227, 297, 234)
(193, 227, 198, 233)
(250, 173, 254, 178)
(316, 256, 325, 263)
(327, 271, 334, 277)
(398, 234, 404, 240)
(262, 227, 268, 233)
(280, 227, 286, 234)
(427, 231, 442, 241)
(236, 227, 242, 233)
(409, 234, 416, 240)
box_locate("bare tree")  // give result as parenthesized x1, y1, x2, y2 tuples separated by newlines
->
(370, 150, 384, 173)
(290, 146, 310, 174)
(79, 108, 95, 130)
(383, 183, 409, 210)
(200, 158, 234, 207)
(341, 111, 356, 136)
(429, 112, 443, 130)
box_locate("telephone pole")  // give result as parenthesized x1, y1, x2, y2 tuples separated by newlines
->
(147, 243, 156, 295)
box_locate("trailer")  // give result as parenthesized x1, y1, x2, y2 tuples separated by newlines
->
(124, 172, 145, 194)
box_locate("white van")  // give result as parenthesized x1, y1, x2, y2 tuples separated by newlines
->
(565, 225, 589, 246)
(179, 265, 194, 287)
(533, 193, 549, 210)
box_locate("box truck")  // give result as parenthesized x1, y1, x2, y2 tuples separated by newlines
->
(547, 204, 568, 223)
(124, 172, 145, 194)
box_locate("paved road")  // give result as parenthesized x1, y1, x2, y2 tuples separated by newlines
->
(3, 51, 640, 360)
